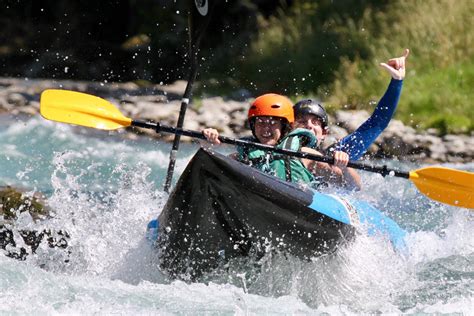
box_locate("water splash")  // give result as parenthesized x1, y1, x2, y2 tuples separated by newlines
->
(30, 149, 168, 276)
(1, 116, 473, 313)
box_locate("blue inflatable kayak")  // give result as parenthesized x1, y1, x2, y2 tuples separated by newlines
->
(147, 148, 406, 279)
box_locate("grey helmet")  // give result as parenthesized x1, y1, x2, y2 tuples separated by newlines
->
(293, 99, 328, 128)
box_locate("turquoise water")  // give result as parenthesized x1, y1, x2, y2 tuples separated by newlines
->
(1, 115, 473, 314)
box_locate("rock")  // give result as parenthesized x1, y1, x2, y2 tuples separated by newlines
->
(137, 100, 181, 121)
(159, 80, 187, 97)
(0, 186, 48, 222)
(0, 186, 70, 261)
(335, 110, 370, 132)
(328, 125, 349, 141)
(443, 134, 468, 155)
(183, 119, 201, 132)
(7, 93, 27, 107)
(426, 128, 440, 136)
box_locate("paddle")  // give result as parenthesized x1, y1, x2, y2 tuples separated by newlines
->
(39, 89, 474, 209)
(164, 1, 215, 193)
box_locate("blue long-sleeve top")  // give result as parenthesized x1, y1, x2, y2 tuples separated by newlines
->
(334, 79, 403, 160)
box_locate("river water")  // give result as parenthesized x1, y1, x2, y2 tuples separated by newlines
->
(1, 115, 473, 314)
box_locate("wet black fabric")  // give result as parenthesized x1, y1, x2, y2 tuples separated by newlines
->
(157, 148, 354, 279)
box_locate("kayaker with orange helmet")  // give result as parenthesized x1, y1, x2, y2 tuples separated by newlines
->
(203, 93, 357, 188)
(203, 93, 293, 147)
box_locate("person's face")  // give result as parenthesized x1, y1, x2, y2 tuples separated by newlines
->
(293, 113, 327, 140)
(254, 116, 283, 145)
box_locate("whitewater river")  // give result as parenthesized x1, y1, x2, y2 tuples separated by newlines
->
(1, 115, 473, 314)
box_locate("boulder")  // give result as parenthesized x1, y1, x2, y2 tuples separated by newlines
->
(0, 186, 70, 261)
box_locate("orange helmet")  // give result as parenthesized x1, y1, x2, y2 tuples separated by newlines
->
(248, 93, 294, 124)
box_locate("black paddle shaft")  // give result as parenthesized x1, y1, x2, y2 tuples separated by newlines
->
(163, 4, 215, 193)
(132, 119, 410, 179)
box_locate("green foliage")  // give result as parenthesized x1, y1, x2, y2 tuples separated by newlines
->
(236, 0, 390, 94)
(398, 60, 474, 134)
(238, 0, 474, 133)
(1, 1, 472, 133)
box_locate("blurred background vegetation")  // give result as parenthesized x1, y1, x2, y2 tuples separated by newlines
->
(1, 0, 472, 134)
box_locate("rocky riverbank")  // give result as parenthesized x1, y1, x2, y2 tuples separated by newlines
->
(1, 77, 473, 163)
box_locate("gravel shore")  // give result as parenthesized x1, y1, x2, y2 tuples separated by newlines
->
(1, 77, 472, 163)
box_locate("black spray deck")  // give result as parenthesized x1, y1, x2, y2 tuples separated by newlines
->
(157, 149, 354, 279)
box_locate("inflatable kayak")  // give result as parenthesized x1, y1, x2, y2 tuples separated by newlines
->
(147, 148, 407, 279)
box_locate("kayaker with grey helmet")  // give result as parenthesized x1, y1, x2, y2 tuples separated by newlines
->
(275, 98, 361, 189)
(294, 100, 328, 131)
(286, 49, 410, 189)
(293, 49, 410, 163)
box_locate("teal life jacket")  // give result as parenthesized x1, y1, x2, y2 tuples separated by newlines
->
(236, 136, 274, 173)
(270, 128, 318, 184)
(236, 129, 320, 185)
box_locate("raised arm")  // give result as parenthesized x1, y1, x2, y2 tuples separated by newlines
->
(336, 49, 410, 160)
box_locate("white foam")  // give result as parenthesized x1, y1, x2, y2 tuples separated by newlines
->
(1, 116, 473, 313)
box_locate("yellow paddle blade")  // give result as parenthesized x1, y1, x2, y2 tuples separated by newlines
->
(409, 166, 474, 208)
(40, 89, 132, 130)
